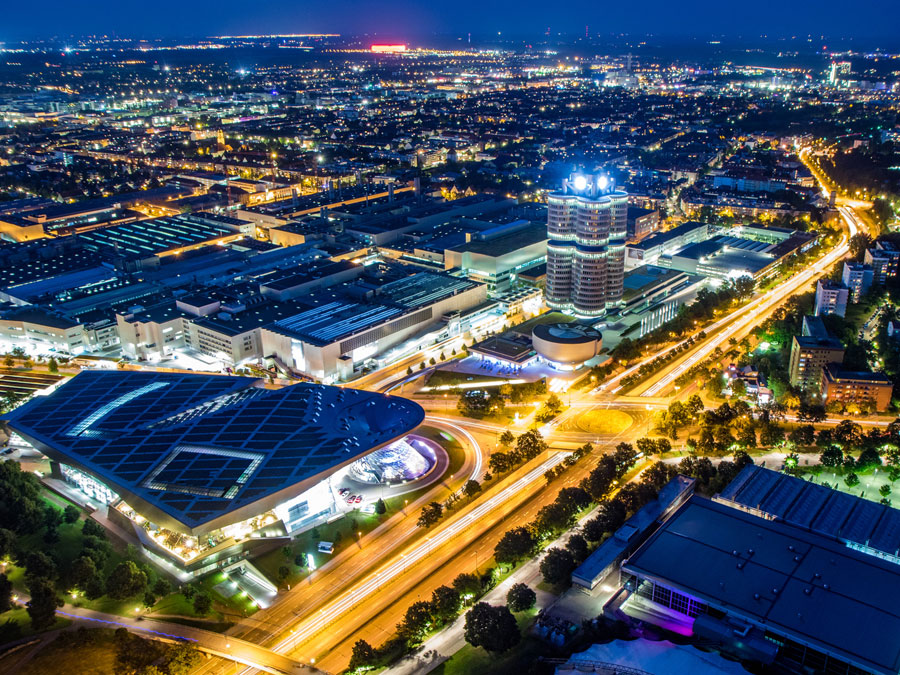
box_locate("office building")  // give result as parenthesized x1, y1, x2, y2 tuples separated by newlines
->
(3, 371, 426, 574)
(626, 206, 659, 241)
(546, 173, 627, 317)
(842, 262, 874, 302)
(624, 221, 709, 270)
(814, 279, 849, 317)
(443, 221, 547, 291)
(822, 364, 893, 411)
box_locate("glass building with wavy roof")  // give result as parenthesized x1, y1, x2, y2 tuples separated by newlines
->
(3, 370, 424, 573)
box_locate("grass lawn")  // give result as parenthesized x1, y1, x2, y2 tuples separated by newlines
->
(145, 571, 254, 622)
(15, 632, 116, 675)
(511, 312, 575, 335)
(574, 409, 634, 435)
(251, 424, 465, 587)
(434, 609, 542, 675)
(254, 508, 390, 587)
(800, 466, 897, 505)
(0, 607, 72, 641)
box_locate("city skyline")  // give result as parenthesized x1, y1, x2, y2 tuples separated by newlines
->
(0, 13, 899, 675)
(2, 1, 899, 45)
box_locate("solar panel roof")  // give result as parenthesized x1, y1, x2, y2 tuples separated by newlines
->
(4, 371, 424, 533)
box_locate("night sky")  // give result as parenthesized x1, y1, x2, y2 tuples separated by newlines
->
(2, 0, 898, 44)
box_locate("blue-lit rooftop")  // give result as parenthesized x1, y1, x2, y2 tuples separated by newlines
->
(3, 371, 424, 533)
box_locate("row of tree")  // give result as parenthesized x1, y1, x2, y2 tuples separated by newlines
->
(0, 461, 214, 633)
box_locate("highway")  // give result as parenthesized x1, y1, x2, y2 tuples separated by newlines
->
(633, 205, 859, 398)
(181, 176, 868, 672)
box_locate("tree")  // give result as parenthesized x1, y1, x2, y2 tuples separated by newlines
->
(685, 394, 705, 419)
(278, 566, 290, 582)
(107, 561, 148, 600)
(374, 498, 387, 515)
(397, 600, 434, 644)
(540, 547, 576, 587)
(181, 583, 197, 601)
(349, 639, 378, 671)
(556, 487, 592, 515)
(499, 430, 515, 447)
(489, 451, 513, 475)
(0, 528, 12, 559)
(797, 401, 826, 423)
(193, 593, 212, 615)
(857, 447, 882, 470)
(880, 484, 892, 499)
(62, 505, 80, 524)
(849, 232, 871, 260)
(147, 578, 169, 599)
(143, 591, 157, 609)
(70, 556, 99, 590)
(431, 585, 461, 624)
(23, 551, 56, 583)
(581, 457, 616, 500)
(736, 423, 757, 449)
(81, 519, 106, 538)
(759, 423, 785, 447)
(515, 429, 547, 461)
(26, 578, 62, 630)
(789, 425, 816, 446)
(161, 642, 201, 675)
(833, 420, 863, 448)
(47, 357, 58, 374)
(506, 583, 537, 612)
(494, 527, 536, 566)
(641, 461, 676, 490)
(417, 502, 444, 529)
(463, 603, 520, 653)
(463, 480, 482, 499)
(613, 443, 638, 476)
(535, 502, 573, 535)
(845, 473, 860, 489)
(452, 573, 482, 600)
(566, 534, 590, 564)
(0, 573, 12, 613)
(820, 445, 844, 468)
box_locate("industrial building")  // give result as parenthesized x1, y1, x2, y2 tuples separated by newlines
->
(3, 371, 426, 574)
(597, 466, 900, 675)
(260, 271, 487, 382)
(443, 220, 547, 292)
(625, 221, 709, 270)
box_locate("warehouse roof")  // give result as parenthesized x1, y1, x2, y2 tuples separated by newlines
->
(624, 496, 900, 675)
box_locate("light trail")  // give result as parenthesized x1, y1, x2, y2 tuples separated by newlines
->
(424, 415, 484, 480)
(228, 451, 569, 672)
(640, 206, 858, 398)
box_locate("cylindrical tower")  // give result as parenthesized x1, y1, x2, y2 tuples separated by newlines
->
(546, 193, 578, 311)
(546, 175, 627, 317)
